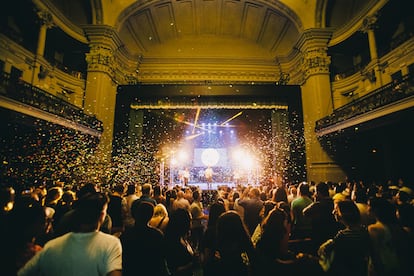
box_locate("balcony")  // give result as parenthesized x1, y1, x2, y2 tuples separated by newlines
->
(0, 72, 102, 137)
(316, 73, 414, 136)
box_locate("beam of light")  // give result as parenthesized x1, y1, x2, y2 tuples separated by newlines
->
(217, 124, 236, 128)
(192, 108, 201, 134)
(220, 111, 243, 126)
(175, 117, 210, 132)
(184, 132, 204, 141)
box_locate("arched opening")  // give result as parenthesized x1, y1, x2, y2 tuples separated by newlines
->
(113, 83, 307, 189)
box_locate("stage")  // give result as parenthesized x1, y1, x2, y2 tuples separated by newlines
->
(169, 182, 236, 191)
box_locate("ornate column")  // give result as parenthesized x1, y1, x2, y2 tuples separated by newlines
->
(84, 25, 123, 162)
(36, 11, 54, 56)
(31, 10, 54, 87)
(297, 29, 346, 183)
(361, 15, 383, 86)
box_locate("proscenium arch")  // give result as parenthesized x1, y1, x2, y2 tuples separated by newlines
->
(113, 83, 307, 184)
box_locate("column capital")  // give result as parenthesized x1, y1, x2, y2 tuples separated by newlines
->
(360, 14, 378, 33)
(85, 46, 115, 76)
(84, 25, 123, 52)
(37, 10, 55, 29)
(296, 28, 333, 52)
(83, 25, 121, 77)
(296, 29, 333, 80)
(84, 25, 128, 80)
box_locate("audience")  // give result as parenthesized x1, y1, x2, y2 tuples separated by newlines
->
(303, 182, 341, 254)
(2, 173, 413, 276)
(238, 187, 264, 236)
(318, 200, 370, 276)
(368, 197, 411, 275)
(18, 192, 122, 276)
(134, 183, 157, 206)
(189, 189, 207, 251)
(290, 182, 313, 239)
(149, 203, 170, 233)
(164, 208, 200, 276)
(256, 207, 323, 275)
(4, 201, 48, 275)
(120, 201, 168, 276)
(107, 183, 128, 235)
(251, 200, 276, 247)
(205, 210, 256, 276)
(200, 201, 226, 276)
(123, 183, 140, 229)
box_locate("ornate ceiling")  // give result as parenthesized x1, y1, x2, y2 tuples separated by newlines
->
(43, 0, 375, 82)
(116, 0, 300, 59)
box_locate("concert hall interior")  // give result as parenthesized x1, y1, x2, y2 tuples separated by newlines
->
(2, 1, 414, 275)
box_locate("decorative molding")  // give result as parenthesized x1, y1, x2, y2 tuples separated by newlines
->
(296, 28, 333, 51)
(316, 74, 414, 135)
(316, 95, 414, 137)
(83, 25, 123, 51)
(360, 14, 378, 33)
(137, 71, 279, 83)
(315, 0, 328, 28)
(37, 10, 55, 28)
(91, 0, 103, 24)
(85, 46, 115, 76)
(296, 29, 332, 80)
(131, 103, 288, 110)
(134, 56, 280, 83)
(301, 47, 331, 79)
(84, 25, 130, 82)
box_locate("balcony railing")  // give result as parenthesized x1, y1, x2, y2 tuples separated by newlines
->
(0, 71, 103, 133)
(316, 73, 414, 132)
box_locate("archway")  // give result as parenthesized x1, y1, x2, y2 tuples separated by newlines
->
(113, 83, 306, 188)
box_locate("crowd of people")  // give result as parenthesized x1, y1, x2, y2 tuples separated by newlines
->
(1, 177, 413, 276)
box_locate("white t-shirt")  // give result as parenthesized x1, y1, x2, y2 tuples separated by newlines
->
(18, 231, 122, 276)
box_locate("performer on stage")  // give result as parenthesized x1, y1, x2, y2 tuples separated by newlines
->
(204, 166, 213, 190)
